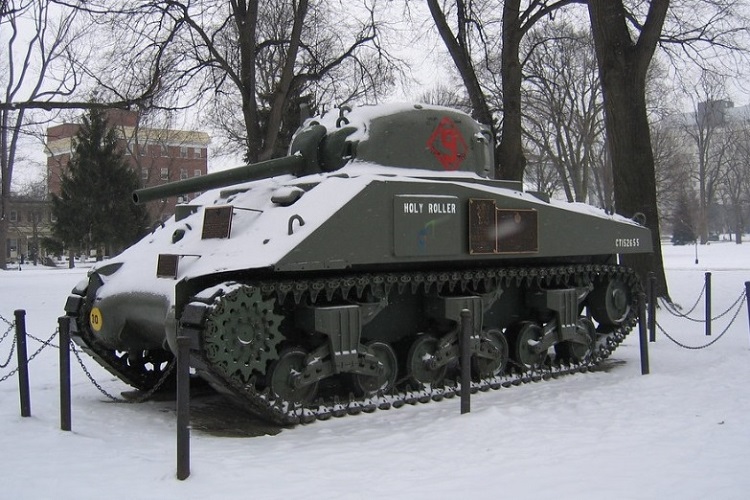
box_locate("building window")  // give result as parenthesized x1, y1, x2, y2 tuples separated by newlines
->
(194, 147, 202, 158)
(141, 168, 148, 181)
(180, 146, 188, 158)
(194, 169, 202, 177)
(9, 210, 17, 223)
(139, 144, 147, 156)
(180, 168, 188, 180)
(161, 145, 169, 157)
(160, 167, 169, 180)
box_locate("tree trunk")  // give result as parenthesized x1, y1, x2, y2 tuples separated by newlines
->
(1, 109, 10, 271)
(602, 79, 669, 296)
(735, 205, 743, 244)
(0, 217, 7, 270)
(497, 1, 525, 182)
(587, 0, 670, 298)
(233, 1, 262, 163)
(260, 0, 308, 161)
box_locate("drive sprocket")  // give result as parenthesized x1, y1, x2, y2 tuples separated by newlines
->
(202, 284, 283, 382)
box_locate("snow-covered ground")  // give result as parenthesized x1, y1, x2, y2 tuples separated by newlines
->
(1, 242, 749, 500)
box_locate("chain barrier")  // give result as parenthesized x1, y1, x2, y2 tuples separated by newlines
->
(26, 332, 60, 349)
(0, 313, 13, 329)
(0, 312, 175, 403)
(658, 280, 707, 319)
(0, 316, 16, 368)
(0, 335, 16, 369)
(0, 328, 58, 384)
(656, 288, 747, 350)
(659, 289, 747, 323)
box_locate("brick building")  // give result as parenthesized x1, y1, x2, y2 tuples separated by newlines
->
(46, 109, 211, 224)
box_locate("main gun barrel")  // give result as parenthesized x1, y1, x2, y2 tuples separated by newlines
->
(133, 155, 307, 205)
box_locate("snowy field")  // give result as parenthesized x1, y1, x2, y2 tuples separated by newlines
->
(1, 242, 749, 500)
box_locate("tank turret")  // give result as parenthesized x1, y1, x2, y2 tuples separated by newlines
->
(134, 103, 495, 204)
(65, 102, 652, 426)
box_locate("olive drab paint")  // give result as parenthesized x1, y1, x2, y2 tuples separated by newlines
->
(64, 103, 653, 426)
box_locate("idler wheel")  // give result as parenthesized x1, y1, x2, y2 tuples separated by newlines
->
(589, 278, 631, 326)
(407, 334, 447, 387)
(508, 321, 546, 370)
(555, 317, 597, 364)
(353, 341, 398, 396)
(472, 328, 509, 378)
(111, 348, 175, 391)
(267, 348, 319, 405)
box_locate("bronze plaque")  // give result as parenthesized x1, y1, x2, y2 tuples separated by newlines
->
(496, 209, 538, 253)
(156, 254, 179, 279)
(201, 205, 233, 239)
(469, 199, 497, 254)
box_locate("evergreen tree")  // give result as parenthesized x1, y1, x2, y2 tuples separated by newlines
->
(51, 108, 148, 260)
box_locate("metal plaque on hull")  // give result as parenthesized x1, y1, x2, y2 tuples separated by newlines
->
(201, 205, 234, 239)
(469, 199, 538, 254)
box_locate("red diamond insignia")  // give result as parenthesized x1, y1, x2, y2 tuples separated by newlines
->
(427, 117, 468, 171)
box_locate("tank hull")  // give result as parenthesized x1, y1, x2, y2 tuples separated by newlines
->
(68, 168, 649, 348)
(63, 103, 652, 423)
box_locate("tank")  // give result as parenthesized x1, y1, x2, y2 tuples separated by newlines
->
(64, 103, 652, 424)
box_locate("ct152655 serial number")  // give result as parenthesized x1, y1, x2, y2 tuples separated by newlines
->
(615, 238, 640, 248)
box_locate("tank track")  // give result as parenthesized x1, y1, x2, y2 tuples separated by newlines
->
(183, 263, 641, 426)
(68, 314, 175, 393)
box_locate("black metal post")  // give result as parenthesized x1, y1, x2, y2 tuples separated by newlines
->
(694, 240, 699, 265)
(460, 309, 471, 415)
(58, 316, 72, 431)
(705, 272, 712, 336)
(14, 310, 31, 417)
(648, 272, 656, 342)
(176, 334, 191, 480)
(638, 293, 650, 375)
(745, 282, 750, 348)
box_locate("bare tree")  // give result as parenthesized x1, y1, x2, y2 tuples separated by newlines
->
(586, 0, 670, 296)
(497, 0, 586, 182)
(524, 152, 563, 199)
(718, 119, 750, 243)
(82, 1, 399, 163)
(426, 0, 584, 181)
(523, 19, 675, 210)
(588, 0, 750, 297)
(1, 1, 88, 269)
(650, 121, 692, 225)
(418, 84, 472, 112)
(523, 22, 603, 203)
(425, 0, 497, 144)
(679, 72, 734, 244)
